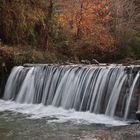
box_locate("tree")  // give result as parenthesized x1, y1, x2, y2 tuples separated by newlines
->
(108, 0, 140, 58)
(109, 0, 139, 37)
(43, 0, 54, 50)
(0, 0, 46, 46)
(59, 0, 114, 53)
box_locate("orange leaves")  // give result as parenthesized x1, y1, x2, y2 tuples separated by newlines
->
(58, 0, 114, 51)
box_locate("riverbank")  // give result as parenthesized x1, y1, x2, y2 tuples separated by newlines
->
(0, 44, 140, 71)
(0, 44, 61, 69)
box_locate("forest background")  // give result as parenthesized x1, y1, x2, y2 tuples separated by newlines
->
(0, 0, 139, 68)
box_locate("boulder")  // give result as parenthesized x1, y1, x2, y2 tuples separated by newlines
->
(91, 59, 99, 65)
(81, 59, 90, 64)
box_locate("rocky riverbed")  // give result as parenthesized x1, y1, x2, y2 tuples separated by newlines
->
(94, 123, 140, 140)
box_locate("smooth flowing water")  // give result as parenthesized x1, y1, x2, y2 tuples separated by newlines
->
(0, 64, 140, 139)
(2, 64, 140, 119)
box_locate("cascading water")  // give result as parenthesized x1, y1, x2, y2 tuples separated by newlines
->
(1, 64, 140, 122)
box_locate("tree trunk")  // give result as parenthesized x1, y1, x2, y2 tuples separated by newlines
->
(44, 0, 53, 50)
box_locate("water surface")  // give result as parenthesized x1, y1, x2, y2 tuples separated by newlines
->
(0, 100, 137, 140)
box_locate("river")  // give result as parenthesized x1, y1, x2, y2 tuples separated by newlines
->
(0, 100, 140, 140)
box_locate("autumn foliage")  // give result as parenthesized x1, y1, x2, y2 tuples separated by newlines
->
(59, 0, 114, 52)
(0, 0, 139, 63)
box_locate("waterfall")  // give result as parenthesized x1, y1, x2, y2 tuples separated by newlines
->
(2, 64, 140, 120)
(124, 72, 140, 119)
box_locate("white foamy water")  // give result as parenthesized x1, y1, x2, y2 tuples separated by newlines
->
(0, 99, 128, 126)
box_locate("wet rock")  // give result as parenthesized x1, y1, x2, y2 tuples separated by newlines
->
(124, 67, 133, 74)
(81, 59, 91, 64)
(0, 70, 9, 98)
(136, 110, 140, 121)
(91, 59, 99, 65)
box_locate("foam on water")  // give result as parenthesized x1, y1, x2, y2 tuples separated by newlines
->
(0, 99, 127, 126)
(2, 65, 140, 121)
